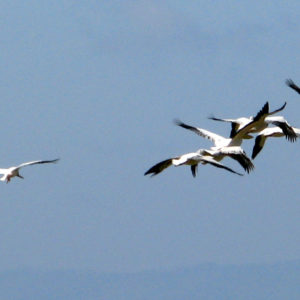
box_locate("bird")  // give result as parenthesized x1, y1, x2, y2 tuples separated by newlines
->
(252, 127, 300, 159)
(286, 78, 300, 94)
(0, 159, 59, 183)
(208, 101, 296, 141)
(144, 150, 244, 177)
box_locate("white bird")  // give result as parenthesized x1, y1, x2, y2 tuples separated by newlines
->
(252, 127, 300, 159)
(286, 78, 300, 95)
(0, 159, 59, 183)
(208, 102, 297, 141)
(144, 150, 244, 177)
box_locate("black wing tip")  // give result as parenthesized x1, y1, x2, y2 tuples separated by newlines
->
(287, 135, 297, 142)
(40, 158, 60, 164)
(144, 171, 156, 177)
(278, 101, 287, 111)
(280, 101, 287, 110)
(272, 121, 297, 142)
(144, 167, 158, 177)
(285, 133, 297, 142)
(262, 101, 269, 113)
(285, 78, 300, 94)
(191, 165, 197, 177)
(239, 154, 255, 173)
(245, 165, 255, 173)
(252, 102, 269, 122)
(285, 78, 294, 86)
(144, 168, 159, 177)
(173, 118, 191, 129)
(173, 118, 183, 126)
(207, 114, 218, 121)
(173, 119, 194, 130)
(144, 158, 173, 177)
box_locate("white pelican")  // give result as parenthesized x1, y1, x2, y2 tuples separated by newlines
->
(286, 78, 300, 94)
(144, 150, 244, 177)
(208, 102, 296, 141)
(252, 127, 300, 159)
(0, 159, 59, 183)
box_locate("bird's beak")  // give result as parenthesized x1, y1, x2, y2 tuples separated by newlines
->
(17, 175, 24, 179)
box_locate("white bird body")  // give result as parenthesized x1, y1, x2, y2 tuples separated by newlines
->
(0, 159, 59, 183)
(252, 127, 300, 159)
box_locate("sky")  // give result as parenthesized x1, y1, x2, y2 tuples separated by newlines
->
(0, 0, 299, 273)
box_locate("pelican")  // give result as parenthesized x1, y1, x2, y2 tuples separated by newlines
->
(0, 159, 59, 183)
(144, 150, 244, 177)
(208, 102, 296, 141)
(286, 78, 300, 94)
(252, 127, 300, 159)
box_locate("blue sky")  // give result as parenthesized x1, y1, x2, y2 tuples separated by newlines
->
(0, 0, 299, 273)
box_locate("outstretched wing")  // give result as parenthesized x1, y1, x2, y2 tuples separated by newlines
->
(144, 158, 173, 176)
(17, 159, 60, 170)
(228, 153, 254, 173)
(174, 119, 225, 146)
(271, 121, 297, 142)
(286, 79, 300, 94)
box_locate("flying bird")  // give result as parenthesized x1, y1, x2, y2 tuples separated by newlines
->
(0, 159, 59, 183)
(208, 102, 296, 142)
(144, 150, 244, 177)
(252, 127, 300, 159)
(286, 79, 300, 94)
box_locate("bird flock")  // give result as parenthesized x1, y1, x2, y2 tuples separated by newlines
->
(145, 79, 300, 178)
